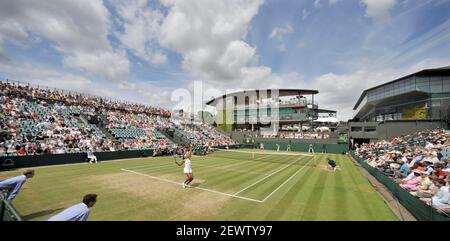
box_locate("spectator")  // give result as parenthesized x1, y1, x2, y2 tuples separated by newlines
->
(411, 177, 439, 199)
(420, 179, 450, 207)
(400, 170, 422, 190)
(397, 159, 410, 178)
(48, 194, 98, 221)
(0, 169, 35, 201)
(431, 163, 447, 180)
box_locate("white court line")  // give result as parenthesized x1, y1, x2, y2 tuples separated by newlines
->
(261, 156, 315, 202)
(233, 156, 306, 196)
(120, 168, 263, 203)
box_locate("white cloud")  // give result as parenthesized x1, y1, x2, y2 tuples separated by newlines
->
(0, 20, 29, 47)
(270, 23, 293, 53)
(329, 0, 340, 6)
(302, 9, 309, 21)
(0, 61, 116, 97)
(361, 0, 396, 22)
(0, 0, 130, 82)
(269, 24, 294, 39)
(315, 0, 341, 8)
(63, 50, 130, 83)
(314, 0, 321, 8)
(114, 0, 167, 64)
(159, 0, 264, 83)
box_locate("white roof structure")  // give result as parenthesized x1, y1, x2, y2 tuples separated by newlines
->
(314, 117, 340, 123)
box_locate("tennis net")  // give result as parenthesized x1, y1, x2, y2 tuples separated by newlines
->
(206, 148, 316, 166)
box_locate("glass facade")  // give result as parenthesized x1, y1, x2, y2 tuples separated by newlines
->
(233, 107, 311, 123)
(355, 74, 450, 121)
(365, 75, 450, 103)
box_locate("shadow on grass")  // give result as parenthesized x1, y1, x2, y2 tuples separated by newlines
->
(22, 208, 65, 220)
(189, 183, 201, 187)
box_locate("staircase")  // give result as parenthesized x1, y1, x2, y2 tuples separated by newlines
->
(74, 115, 89, 126)
(156, 127, 179, 145)
(77, 113, 119, 144)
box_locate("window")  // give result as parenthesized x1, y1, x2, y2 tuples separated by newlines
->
(416, 76, 430, 92)
(364, 126, 376, 132)
(432, 101, 441, 107)
(384, 114, 394, 120)
(351, 127, 362, 132)
(443, 77, 450, 92)
(430, 77, 443, 93)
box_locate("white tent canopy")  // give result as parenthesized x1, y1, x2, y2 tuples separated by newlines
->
(314, 117, 340, 123)
(316, 126, 331, 132)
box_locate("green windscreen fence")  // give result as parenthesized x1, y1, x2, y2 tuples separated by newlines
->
(0, 192, 22, 221)
(351, 152, 450, 221)
(250, 139, 348, 154)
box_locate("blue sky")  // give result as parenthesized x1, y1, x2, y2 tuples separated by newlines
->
(0, 0, 449, 120)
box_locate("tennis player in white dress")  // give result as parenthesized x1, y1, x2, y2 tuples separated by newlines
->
(175, 144, 194, 188)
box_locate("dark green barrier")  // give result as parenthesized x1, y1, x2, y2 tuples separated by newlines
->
(351, 152, 449, 221)
(0, 192, 22, 221)
(0, 150, 153, 169)
(253, 139, 348, 154)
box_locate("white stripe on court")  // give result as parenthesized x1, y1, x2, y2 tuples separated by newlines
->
(261, 156, 315, 202)
(233, 156, 306, 196)
(120, 168, 263, 203)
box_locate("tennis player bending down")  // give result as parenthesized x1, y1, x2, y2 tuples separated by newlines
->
(327, 158, 340, 171)
(175, 144, 194, 188)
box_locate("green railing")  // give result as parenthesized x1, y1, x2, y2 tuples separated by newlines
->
(351, 152, 450, 221)
(0, 192, 22, 221)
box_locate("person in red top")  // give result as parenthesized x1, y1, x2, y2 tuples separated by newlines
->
(432, 163, 447, 179)
(16, 147, 27, 156)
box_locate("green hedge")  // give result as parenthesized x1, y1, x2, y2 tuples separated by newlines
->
(351, 152, 449, 221)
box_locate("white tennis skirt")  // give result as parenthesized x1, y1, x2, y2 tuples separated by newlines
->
(184, 167, 192, 174)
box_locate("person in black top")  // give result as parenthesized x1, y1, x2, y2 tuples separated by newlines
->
(327, 158, 339, 171)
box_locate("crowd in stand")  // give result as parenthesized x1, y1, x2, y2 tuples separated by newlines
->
(197, 124, 236, 147)
(262, 131, 330, 139)
(0, 80, 236, 156)
(0, 94, 112, 155)
(0, 81, 171, 117)
(173, 123, 236, 147)
(355, 129, 450, 212)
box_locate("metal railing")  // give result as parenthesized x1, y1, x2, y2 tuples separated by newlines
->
(0, 192, 22, 221)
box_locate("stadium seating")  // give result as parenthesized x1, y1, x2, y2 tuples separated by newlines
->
(0, 80, 235, 156)
(355, 129, 450, 212)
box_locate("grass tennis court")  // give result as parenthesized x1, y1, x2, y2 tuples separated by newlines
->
(0, 149, 398, 220)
